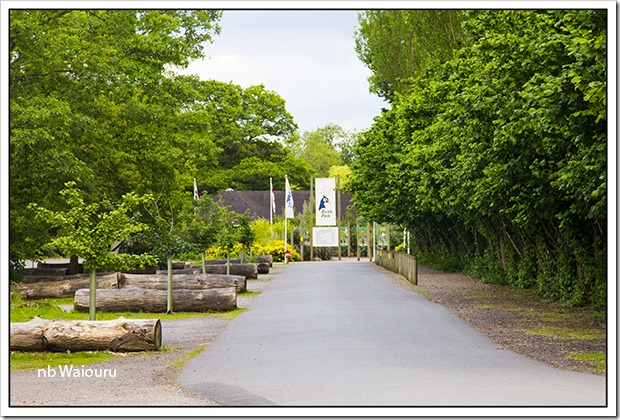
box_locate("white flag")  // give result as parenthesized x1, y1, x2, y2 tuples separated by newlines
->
(193, 178, 199, 200)
(270, 178, 276, 215)
(285, 176, 294, 219)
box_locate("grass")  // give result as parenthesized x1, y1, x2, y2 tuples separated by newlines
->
(10, 295, 247, 323)
(520, 326, 606, 340)
(10, 350, 119, 371)
(170, 346, 206, 369)
(567, 352, 606, 372)
(9, 295, 248, 370)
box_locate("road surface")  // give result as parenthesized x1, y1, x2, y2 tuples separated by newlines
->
(178, 260, 606, 407)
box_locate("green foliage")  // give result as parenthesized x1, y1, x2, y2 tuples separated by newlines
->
(355, 10, 466, 101)
(28, 182, 156, 271)
(349, 10, 607, 310)
(255, 240, 300, 262)
(10, 351, 119, 371)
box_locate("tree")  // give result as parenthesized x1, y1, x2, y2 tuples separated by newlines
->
(9, 10, 222, 275)
(349, 10, 607, 309)
(290, 125, 354, 177)
(28, 182, 156, 319)
(355, 10, 466, 101)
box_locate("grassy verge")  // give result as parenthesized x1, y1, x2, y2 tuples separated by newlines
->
(10, 296, 247, 323)
(170, 346, 206, 369)
(567, 352, 606, 372)
(10, 351, 119, 371)
(10, 295, 248, 371)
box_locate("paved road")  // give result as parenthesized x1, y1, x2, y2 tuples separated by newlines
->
(179, 261, 606, 407)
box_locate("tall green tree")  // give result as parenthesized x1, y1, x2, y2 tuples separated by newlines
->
(350, 10, 607, 309)
(355, 10, 466, 101)
(28, 182, 156, 319)
(9, 10, 222, 274)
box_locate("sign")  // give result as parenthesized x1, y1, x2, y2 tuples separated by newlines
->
(284, 250, 291, 260)
(312, 227, 339, 247)
(358, 226, 368, 247)
(340, 226, 348, 247)
(315, 177, 336, 226)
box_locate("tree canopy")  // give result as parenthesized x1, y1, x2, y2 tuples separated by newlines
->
(9, 9, 311, 274)
(349, 10, 607, 309)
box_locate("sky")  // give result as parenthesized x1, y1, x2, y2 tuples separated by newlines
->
(176, 10, 389, 135)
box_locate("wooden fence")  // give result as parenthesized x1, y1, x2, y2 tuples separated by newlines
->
(374, 250, 418, 286)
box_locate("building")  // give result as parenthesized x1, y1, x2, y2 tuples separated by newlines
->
(214, 190, 356, 221)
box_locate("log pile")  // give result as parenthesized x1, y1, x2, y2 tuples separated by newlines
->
(10, 316, 161, 352)
(74, 287, 237, 313)
(118, 272, 246, 293)
(12, 273, 118, 299)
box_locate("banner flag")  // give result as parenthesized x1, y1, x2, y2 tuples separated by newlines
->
(270, 178, 276, 224)
(315, 177, 336, 226)
(193, 178, 199, 200)
(285, 176, 294, 219)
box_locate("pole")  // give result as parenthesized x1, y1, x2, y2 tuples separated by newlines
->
(309, 176, 314, 262)
(356, 223, 360, 261)
(166, 256, 173, 313)
(337, 175, 341, 261)
(89, 268, 96, 321)
(269, 177, 273, 227)
(347, 221, 351, 257)
(201, 250, 206, 274)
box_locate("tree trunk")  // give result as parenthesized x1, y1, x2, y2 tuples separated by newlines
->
(204, 263, 258, 279)
(118, 273, 246, 293)
(10, 316, 161, 352)
(11, 273, 118, 299)
(256, 255, 273, 266)
(166, 263, 258, 279)
(74, 288, 237, 313)
(203, 255, 273, 267)
(24, 267, 68, 276)
(256, 263, 270, 275)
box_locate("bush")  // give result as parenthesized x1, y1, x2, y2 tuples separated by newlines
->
(254, 240, 300, 262)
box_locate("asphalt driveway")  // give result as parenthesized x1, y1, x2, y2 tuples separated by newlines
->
(178, 260, 606, 407)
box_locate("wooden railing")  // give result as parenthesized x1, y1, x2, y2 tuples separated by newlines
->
(374, 250, 418, 286)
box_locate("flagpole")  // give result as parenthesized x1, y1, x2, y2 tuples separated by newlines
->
(284, 175, 288, 257)
(269, 178, 273, 226)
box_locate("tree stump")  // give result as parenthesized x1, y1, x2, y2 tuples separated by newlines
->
(118, 273, 246, 293)
(74, 287, 237, 313)
(10, 316, 162, 352)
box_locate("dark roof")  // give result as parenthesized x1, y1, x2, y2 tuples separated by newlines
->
(214, 190, 355, 220)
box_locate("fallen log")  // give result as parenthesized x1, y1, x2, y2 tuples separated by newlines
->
(10, 316, 161, 352)
(256, 255, 273, 267)
(158, 264, 258, 279)
(156, 268, 201, 275)
(256, 263, 270, 274)
(204, 264, 258, 279)
(118, 273, 246, 293)
(24, 267, 68, 277)
(74, 287, 237, 313)
(11, 273, 118, 299)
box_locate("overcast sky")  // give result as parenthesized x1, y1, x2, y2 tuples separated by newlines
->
(176, 10, 389, 135)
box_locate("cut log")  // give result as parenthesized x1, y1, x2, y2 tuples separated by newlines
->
(204, 264, 258, 279)
(11, 273, 119, 299)
(158, 264, 258, 279)
(156, 268, 202, 275)
(118, 273, 246, 293)
(256, 263, 270, 274)
(74, 287, 237, 313)
(203, 256, 272, 269)
(10, 316, 161, 352)
(24, 267, 68, 276)
(256, 255, 273, 267)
